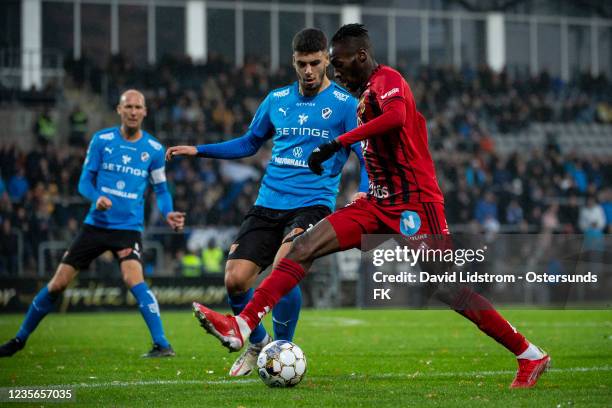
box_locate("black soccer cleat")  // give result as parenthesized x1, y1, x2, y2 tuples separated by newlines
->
(141, 343, 176, 358)
(0, 337, 26, 357)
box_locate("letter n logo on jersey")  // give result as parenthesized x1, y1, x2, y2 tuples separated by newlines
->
(400, 211, 421, 237)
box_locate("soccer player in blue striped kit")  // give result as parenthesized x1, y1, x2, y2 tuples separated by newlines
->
(0, 90, 185, 358)
(167, 28, 367, 376)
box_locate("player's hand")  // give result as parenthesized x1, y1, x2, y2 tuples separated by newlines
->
(166, 145, 197, 161)
(351, 192, 367, 202)
(95, 196, 112, 211)
(308, 140, 342, 175)
(166, 211, 186, 232)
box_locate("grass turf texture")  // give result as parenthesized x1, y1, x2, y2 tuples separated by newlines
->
(0, 309, 610, 407)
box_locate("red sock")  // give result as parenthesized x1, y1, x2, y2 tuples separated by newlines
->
(453, 288, 528, 355)
(239, 258, 305, 330)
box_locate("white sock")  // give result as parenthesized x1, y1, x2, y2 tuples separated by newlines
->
(235, 316, 252, 341)
(255, 333, 271, 347)
(517, 342, 545, 360)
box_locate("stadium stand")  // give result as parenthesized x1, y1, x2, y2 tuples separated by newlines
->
(0, 59, 610, 277)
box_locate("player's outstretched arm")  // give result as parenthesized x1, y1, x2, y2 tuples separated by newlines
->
(166, 130, 267, 161)
(165, 145, 197, 160)
(336, 98, 406, 146)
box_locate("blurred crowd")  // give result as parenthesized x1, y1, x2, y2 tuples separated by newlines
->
(0, 56, 611, 276)
(99, 55, 612, 143)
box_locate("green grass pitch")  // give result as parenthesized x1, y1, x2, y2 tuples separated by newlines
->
(1, 309, 610, 407)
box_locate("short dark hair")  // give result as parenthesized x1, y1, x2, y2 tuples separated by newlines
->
(331, 23, 371, 50)
(292, 28, 327, 53)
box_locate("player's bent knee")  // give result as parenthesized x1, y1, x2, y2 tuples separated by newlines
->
(120, 260, 144, 288)
(288, 235, 316, 264)
(48, 263, 77, 293)
(224, 273, 250, 295)
(224, 262, 256, 295)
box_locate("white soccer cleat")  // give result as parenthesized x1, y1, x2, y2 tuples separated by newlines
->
(229, 335, 272, 377)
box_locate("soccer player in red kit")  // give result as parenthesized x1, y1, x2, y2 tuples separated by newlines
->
(193, 24, 550, 388)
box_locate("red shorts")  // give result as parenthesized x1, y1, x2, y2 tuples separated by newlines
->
(327, 198, 449, 250)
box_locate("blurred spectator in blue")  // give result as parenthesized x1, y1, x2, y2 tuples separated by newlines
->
(505, 199, 524, 225)
(569, 163, 588, 193)
(8, 168, 29, 202)
(475, 191, 498, 225)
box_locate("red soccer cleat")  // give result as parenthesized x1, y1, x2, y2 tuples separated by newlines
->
(510, 354, 551, 388)
(192, 302, 244, 352)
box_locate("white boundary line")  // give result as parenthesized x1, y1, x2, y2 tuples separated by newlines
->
(18, 365, 611, 389)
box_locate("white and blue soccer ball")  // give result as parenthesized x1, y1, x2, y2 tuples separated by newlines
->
(256, 340, 307, 387)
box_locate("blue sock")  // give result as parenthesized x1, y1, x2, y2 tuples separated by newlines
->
(272, 286, 302, 341)
(16, 286, 59, 342)
(228, 289, 267, 344)
(130, 282, 170, 348)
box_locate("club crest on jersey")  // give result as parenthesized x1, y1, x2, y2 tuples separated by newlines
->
(141, 151, 150, 162)
(293, 146, 303, 158)
(116, 180, 126, 190)
(400, 211, 421, 237)
(122, 155, 132, 165)
(298, 113, 308, 125)
(321, 107, 332, 119)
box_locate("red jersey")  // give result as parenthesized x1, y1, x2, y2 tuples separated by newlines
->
(352, 65, 444, 205)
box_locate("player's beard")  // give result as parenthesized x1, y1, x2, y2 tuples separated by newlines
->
(301, 72, 324, 96)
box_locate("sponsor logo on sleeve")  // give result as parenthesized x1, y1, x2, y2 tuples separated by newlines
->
(99, 132, 115, 140)
(380, 87, 400, 100)
(273, 88, 290, 98)
(332, 90, 349, 102)
(148, 139, 162, 151)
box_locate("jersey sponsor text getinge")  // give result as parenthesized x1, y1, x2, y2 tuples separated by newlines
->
(276, 127, 330, 138)
(102, 162, 149, 177)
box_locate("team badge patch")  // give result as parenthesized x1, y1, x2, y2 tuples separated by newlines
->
(400, 210, 421, 237)
(141, 152, 150, 162)
(321, 107, 332, 119)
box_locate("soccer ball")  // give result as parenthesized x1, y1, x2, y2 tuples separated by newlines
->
(256, 340, 307, 387)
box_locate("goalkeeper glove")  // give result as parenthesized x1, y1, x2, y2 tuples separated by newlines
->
(308, 140, 342, 175)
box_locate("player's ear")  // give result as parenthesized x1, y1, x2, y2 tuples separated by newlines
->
(322, 50, 330, 67)
(357, 49, 368, 64)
